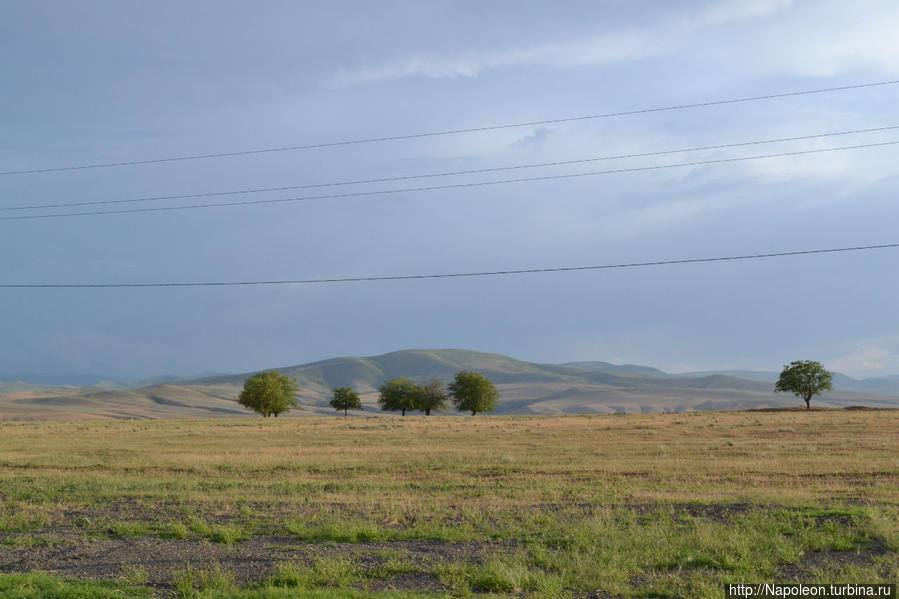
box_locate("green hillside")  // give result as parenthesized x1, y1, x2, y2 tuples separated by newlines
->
(562, 361, 669, 378)
(193, 348, 648, 392)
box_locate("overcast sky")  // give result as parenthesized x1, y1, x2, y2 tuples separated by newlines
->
(1, 0, 897, 379)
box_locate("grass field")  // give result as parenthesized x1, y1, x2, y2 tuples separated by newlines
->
(0, 410, 896, 598)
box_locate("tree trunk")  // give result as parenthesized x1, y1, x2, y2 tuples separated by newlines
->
(401, 408, 406, 416)
(804, 397, 811, 409)
(471, 410, 476, 415)
(344, 408, 348, 416)
(425, 408, 431, 416)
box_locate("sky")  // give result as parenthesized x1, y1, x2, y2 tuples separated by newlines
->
(1, 0, 898, 379)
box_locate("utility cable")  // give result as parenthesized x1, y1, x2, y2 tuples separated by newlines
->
(2, 140, 896, 221)
(2, 79, 896, 176)
(2, 243, 896, 288)
(3, 125, 896, 212)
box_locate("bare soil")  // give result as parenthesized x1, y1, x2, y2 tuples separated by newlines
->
(0, 502, 889, 595)
(0, 531, 505, 594)
(776, 540, 890, 580)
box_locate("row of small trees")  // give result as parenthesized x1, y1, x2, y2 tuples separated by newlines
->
(238, 370, 498, 417)
(239, 359, 835, 418)
(331, 371, 498, 416)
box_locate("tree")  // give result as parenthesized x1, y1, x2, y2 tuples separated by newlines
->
(415, 377, 449, 416)
(448, 371, 498, 415)
(377, 377, 419, 416)
(238, 371, 299, 417)
(330, 386, 362, 416)
(775, 360, 833, 409)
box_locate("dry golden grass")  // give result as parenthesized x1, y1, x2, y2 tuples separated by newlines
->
(1, 410, 896, 509)
(0, 411, 896, 598)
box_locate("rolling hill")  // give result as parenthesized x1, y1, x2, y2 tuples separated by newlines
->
(1, 349, 897, 420)
(673, 370, 899, 395)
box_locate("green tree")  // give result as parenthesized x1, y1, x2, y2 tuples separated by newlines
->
(377, 377, 419, 416)
(448, 371, 498, 415)
(238, 371, 299, 417)
(775, 360, 833, 409)
(330, 386, 362, 416)
(415, 377, 449, 416)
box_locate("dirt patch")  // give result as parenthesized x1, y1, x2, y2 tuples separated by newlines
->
(747, 407, 841, 412)
(776, 540, 890, 579)
(363, 571, 446, 592)
(623, 502, 758, 521)
(746, 406, 896, 413)
(0, 533, 507, 593)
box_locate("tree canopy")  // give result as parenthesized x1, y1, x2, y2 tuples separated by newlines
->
(415, 377, 449, 416)
(774, 360, 833, 409)
(377, 377, 419, 416)
(448, 371, 498, 415)
(238, 371, 299, 417)
(330, 386, 362, 416)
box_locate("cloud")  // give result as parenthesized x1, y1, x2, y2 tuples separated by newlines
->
(328, 0, 899, 89)
(327, 0, 793, 88)
(829, 338, 899, 377)
(764, 7, 899, 77)
(701, 0, 795, 23)
(514, 127, 554, 148)
(327, 31, 655, 88)
(694, 1, 899, 79)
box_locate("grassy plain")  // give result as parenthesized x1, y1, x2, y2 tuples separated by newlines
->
(0, 410, 896, 598)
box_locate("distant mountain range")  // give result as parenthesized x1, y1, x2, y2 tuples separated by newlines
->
(2, 349, 896, 420)
(0, 372, 220, 393)
(5, 352, 898, 395)
(672, 369, 899, 395)
(559, 364, 899, 396)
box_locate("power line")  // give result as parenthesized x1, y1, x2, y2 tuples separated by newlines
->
(4, 125, 896, 213)
(2, 243, 896, 288)
(2, 79, 897, 177)
(2, 140, 896, 221)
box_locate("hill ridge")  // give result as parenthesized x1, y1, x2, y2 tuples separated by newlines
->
(3, 349, 898, 420)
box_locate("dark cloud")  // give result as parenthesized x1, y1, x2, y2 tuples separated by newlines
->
(1, 1, 897, 378)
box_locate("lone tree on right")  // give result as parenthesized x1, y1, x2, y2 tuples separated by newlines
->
(774, 360, 833, 409)
(449, 371, 498, 415)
